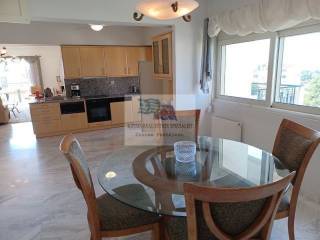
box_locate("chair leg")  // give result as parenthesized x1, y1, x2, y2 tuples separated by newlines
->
(90, 234, 101, 240)
(152, 223, 160, 240)
(288, 213, 296, 240)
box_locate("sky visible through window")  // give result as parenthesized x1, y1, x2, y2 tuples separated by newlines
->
(223, 39, 270, 100)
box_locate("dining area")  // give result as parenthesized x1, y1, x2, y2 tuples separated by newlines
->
(59, 111, 320, 240)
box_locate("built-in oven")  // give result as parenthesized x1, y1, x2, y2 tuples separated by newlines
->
(86, 98, 111, 123)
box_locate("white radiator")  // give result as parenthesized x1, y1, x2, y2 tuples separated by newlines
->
(211, 116, 242, 141)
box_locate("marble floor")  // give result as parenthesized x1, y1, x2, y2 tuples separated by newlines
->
(0, 122, 319, 240)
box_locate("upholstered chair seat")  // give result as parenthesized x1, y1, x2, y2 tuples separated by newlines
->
(97, 192, 160, 231)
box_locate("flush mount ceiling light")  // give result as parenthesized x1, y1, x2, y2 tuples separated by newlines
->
(133, 0, 199, 22)
(90, 24, 104, 31)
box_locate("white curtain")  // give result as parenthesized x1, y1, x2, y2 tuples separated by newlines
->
(208, 0, 320, 37)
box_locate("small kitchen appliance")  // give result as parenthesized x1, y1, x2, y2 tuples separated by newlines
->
(70, 84, 81, 98)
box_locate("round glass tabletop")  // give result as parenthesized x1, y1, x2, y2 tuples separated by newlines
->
(97, 137, 290, 217)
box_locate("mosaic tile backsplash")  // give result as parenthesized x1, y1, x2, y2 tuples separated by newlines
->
(64, 77, 140, 97)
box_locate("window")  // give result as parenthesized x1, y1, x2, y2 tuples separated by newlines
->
(217, 26, 320, 115)
(220, 39, 270, 101)
(276, 32, 320, 109)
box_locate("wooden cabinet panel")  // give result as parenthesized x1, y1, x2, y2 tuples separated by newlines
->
(61, 113, 87, 131)
(126, 47, 151, 76)
(33, 119, 62, 135)
(152, 32, 173, 80)
(104, 47, 127, 77)
(110, 101, 126, 124)
(30, 103, 61, 121)
(79, 47, 105, 77)
(131, 96, 141, 122)
(61, 47, 81, 79)
(30, 103, 62, 135)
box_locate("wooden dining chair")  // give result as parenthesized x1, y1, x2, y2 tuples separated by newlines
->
(160, 109, 201, 145)
(60, 134, 161, 240)
(272, 119, 320, 240)
(164, 172, 295, 240)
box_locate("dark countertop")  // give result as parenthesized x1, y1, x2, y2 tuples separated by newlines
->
(29, 94, 140, 105)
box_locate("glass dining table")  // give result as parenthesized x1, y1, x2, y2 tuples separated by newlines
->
(97, 136, 290, 217)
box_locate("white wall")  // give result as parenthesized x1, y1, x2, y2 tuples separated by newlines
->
(0, 22, 155, 46)
(173, 0, 212, 134)
(1, 45, 63, 90)
(208, 0, 320, 204)
(207, 0, 258, 16)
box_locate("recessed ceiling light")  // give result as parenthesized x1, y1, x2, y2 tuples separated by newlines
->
(90, 24, 104, 31)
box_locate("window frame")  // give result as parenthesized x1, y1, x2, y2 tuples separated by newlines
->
(215, 24, 320, 115)
(272, 24, 320, 115)
(217, 32, 277, 106)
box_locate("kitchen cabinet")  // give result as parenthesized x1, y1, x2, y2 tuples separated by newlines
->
(61, 113, 88, 131)
(30, 103, 62, 135)
(126, 47, 152, 76)
(80, 47, 105, 77)
(104, 47, 127, 77)
(152, 32, 173, 80)
(131, 96, 142, 122)
(110, 98, 141, 124)
(110, 101, 126, 124)
(61, 46, 81, 79)
(105, 46, 152, 77)
(62, 45, 151, 78)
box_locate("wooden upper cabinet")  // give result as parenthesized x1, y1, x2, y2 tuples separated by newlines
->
(152, 32, 173, 80)
(126, 47, 152, 76)
(104, 46, 127, 77)
(61, 46, 81, 79)
(62, 45, 152, 78)
(79, 47, 105, 77)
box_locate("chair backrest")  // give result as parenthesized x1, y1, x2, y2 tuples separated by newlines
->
(273, 119, 320, 184)
(175, 109, 201, 139)
(184, 172, 295, 240)
(160, 109, 201, 145)
(60, 134, 100, 234)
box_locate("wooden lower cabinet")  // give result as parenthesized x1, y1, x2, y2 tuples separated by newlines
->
(30, 97, 141, 137)
(110, 98, 141, 124)
(61, 113, 87, 131)
(131, 96, 142, 122)
(110, 102, 126, 124)
(33, 119, 62, 135)
(30, 103, 62, 136)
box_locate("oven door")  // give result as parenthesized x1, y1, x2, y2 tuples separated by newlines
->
(86, 98, 111, 123)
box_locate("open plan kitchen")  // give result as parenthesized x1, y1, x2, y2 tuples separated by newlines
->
(26, 32, 174, 137)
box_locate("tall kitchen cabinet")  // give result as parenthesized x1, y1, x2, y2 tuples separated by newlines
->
(152, 32, 173, 95)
